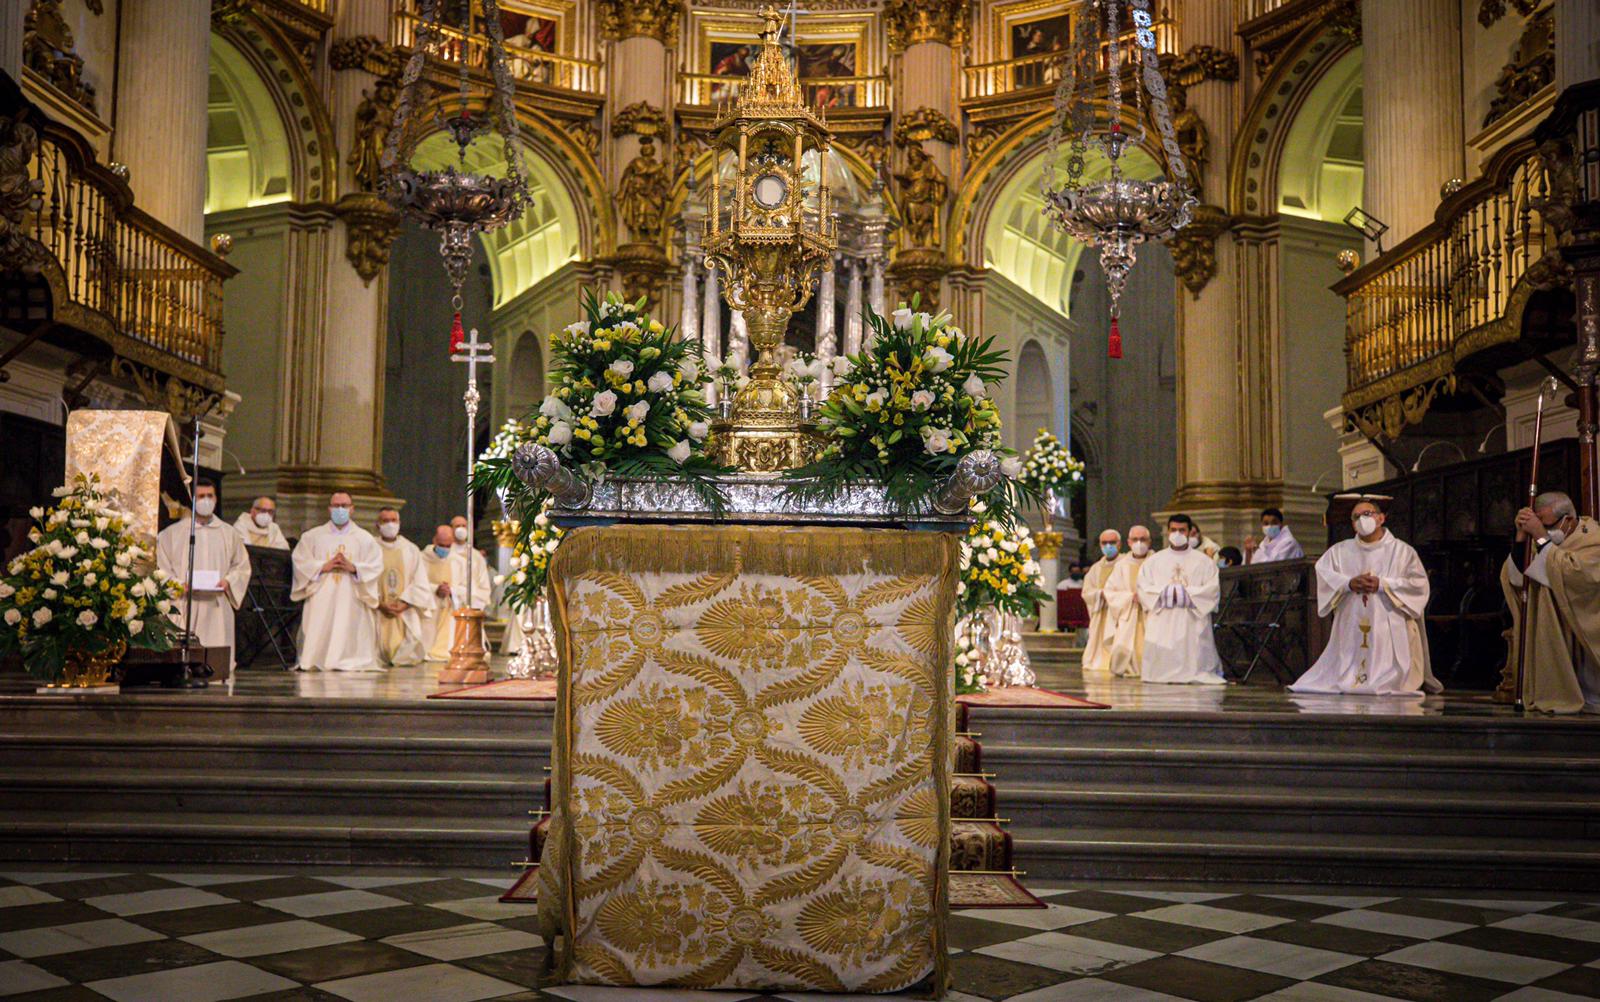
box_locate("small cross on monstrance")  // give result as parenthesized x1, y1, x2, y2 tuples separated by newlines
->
(441, 325, 495, 685)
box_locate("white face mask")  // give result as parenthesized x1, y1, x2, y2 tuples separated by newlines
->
(1547, 525, 1567, 546)
(253, 510, 273, 528)
(453, 525, 469, 543)
(378, 521, 400, 540)
(1168, 531, 1190, 550)
(1129, 540, 1149, 556)
(194, 497, 216, 518)
(1355, 514, 1378, 537)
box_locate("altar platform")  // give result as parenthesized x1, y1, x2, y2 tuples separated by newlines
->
(0, 657, 1596, 892)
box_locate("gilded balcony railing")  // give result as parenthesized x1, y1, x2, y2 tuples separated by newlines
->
(961, 9, 1177, 102)
(1335, 139, 1560, 434)
(679, 71, 890, 110)
(22, 119, 232, 376)
(392, 11, 603, 96)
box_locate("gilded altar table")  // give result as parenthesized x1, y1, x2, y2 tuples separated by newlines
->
(537, 523, 957, 993)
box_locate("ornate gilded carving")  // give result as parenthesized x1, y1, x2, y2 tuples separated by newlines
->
(336, 192, 402, 286)
(1247, 0, 1358, 76)
(24, 1, 96, 114)
(1478, 0, 1540, 28)
(890, 248, 948, 311)
(348, 74, 400, 192)
(1167, 204, 1229, 298)
(209, 0, 252, 26)
(838, 133, 890, 171)
(1347, 375, 1457, 442)
(0, 109, 44, 269)
(1169, 84, 1209, 188)
(598, 0, 679, 47)
(611, 101, 666, 140)
(884, 0, 968, 53)
(894, 107, 958, 147)
(109, 357, 226, 426)
(329, 34, 401, 74)
(894, 145, 948, 248)
(674, 132, 704, 178)
(618, 137, 670, 243)
(1172, 45, 1240, 87)
(614, 241, 672, 309)
(1485, 7, 1553, 127)
(1328, 0, 1362, 45)
(964, 123, 1005, 162)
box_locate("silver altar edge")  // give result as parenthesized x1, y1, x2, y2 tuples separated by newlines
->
(511, 444, 1002, 529)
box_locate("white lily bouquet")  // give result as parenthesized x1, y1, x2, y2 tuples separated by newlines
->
(791, 296, 1030, 515)
(0, 474, 184, 683)
(494, 503, 564, 613)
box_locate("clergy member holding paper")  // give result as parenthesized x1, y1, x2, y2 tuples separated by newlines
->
(156, 478, 252, 669)
(1501, 491, 1600, 714)
(423, 517, 493, 662)
(1137, 515, 1225, 685)
(374, 507, 435, 667)
(1081, 528, 1122, 674)
(1105, 525, 1152, 678)
(291, 491, 384, 671)
(1292, 496, 1441, 697)
(233, 496, 290, 550)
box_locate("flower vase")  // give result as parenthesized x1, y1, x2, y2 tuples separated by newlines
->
(977, 609, 1035, 690)
(504, 596, 558, 679)
(798, 391, 813, 421)
(718, 393, 734, 420)
(1041, 489, 1057, 534)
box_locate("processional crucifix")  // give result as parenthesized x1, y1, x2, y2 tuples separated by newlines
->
(441, 325, 494, 684)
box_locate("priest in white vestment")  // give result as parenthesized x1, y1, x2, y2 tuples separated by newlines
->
(156, 480, 252, 669)
(291, 492, 384, 671)
(422, 519, 493, 661)
(1245, 507, 1305, 564)
(1137, 516, 1225, 685)
(1106, 526, 1152, 678)
(1292, 498, 1441, 697)
(1501, 491, 1600, 713)
(374, 507, 435, 667)
(233, 496, 290, 550)
(1081, 529, 1122, 674)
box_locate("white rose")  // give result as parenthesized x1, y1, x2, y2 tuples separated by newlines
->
(986, 547, 1000, 561)
(829, 355, 853, 379)
(42, 588, 56, 600)
(76, 610, 97, 627)
(607, 359, 635, 379)
(1024, 560, 1041, 576)
(865, 389, 887, 409)
(624, 400, 650, 423)
(977, 551, 992, 566)
(921, 346, 954, 373)
(128, 619, 144, 636)
(971, 500, 987, 514)
(910, 389, 935, 410)
(533, 512, 549, 527)
(688, 421, 710, 441)
(1001, 539, 1019, 553)
(590, 390, 618, 417)
(28, 506, 43, 519)
(157, 599, 172, 615)
(964, 374, 987, 399)
(545, 539, 559, 553)
(667, 439, 692, 465)
(95, 517, 109, 531)
(678, 358, 700, 382)
(89, 538, 109, 550)
(3, 609, 19, 626)
(647, 371, 674, 394)
(539, 395, 574, 421)
(563, 320, 590, 336)
(115, 551, 131, 567)
(1000, 456, 1023, 479)
(547, 421, 573, 446)
(83, 573, 96, 586)
(0, 583, 12, 599)
(75, 531, 89, 545)
(920, 426, 953, 454)
(130, 580, 147, 598)
(51, 485, 69, 497)
(891, 306, 914, 330)
(32, 607, 52, 627)
(153, 568, 169, 582)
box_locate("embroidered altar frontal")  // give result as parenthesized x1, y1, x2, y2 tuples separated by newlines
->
(538, 524, 958, 993)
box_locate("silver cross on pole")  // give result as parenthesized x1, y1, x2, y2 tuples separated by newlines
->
(451, 325, 494, 610)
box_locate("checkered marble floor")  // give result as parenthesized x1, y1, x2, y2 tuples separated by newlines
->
(0, 871, 1597, 1001)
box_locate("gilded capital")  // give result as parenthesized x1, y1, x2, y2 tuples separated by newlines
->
(1168, 204, 1230, 299)
(598, 0, 679, 47)
(336, 192, 402, 286)
(885, 0, 968, 52)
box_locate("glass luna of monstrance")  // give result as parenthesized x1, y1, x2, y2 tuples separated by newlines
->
(702, 5, 837, 474)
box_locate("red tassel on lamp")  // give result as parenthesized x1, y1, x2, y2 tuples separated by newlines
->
(1108, 317, 1123, 359)
(449, 311, 465, 354)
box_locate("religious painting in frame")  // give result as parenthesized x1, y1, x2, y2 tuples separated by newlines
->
(796, 41, 858, 108)
(706, 39, 757, 102)
(1009, 11, 1069, 89)
(486, 0, 564, 83)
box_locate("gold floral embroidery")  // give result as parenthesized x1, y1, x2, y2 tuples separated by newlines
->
(593, 683, 733, 770)
(796, 876, 927, 968)
(693, 781, 834, 868)
(796, 680, 903, 770)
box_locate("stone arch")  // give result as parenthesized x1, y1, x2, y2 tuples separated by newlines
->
(508, 330, 545, 414)
(1229, 26, 1358, 219)
(208, 18, 335, 205)
(1275, 48, 1363, 223)
(1013, 338, 1055, 448)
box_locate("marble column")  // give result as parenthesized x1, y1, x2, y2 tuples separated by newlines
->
(869, 261, 886, 316)
(701, 264, 721, 402)
(0, 2, 25, 79)
(602, 4, 675, 303)
(1361, 0, 1463, 248)
(730, 309, 749, 360)
(843, 260, 864, 355)
(1556, 0, 1600, 88)
(679, 259, 700, 356)
(113, 0, 210, 243)
(815, 262, 837, 389)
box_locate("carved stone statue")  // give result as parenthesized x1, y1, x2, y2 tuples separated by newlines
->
(24, 0, 95, 114)
(894, 144, 948, 249)
(1171, 85, 1208, 188)
(617, 138, 669, 243)
(348, 76, 397, 192)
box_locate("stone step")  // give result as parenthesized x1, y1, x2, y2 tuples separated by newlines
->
(0, 811, 529, 868)
(997, 783, 1600, 838)
(0, 732, 547, 775)
(1008, 825, 1600, 891)
(0, 696, 553, 740)
(964, 706, 1600, 753)
(0, 769, 540, 820)
(978, 743, 1600, 793)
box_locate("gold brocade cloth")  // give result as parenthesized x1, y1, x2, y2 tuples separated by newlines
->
(539, 525, 957, 993)
(64, 410, 173, 543)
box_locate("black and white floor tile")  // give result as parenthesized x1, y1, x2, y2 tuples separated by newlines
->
(0, 871, 1596, 1001)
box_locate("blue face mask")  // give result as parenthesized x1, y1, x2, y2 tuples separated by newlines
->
(433, 545, 451, 558)
(1263, 523, 1282, 540)
(1101, 543, 1119, 559)
(329, 506, 350, 527)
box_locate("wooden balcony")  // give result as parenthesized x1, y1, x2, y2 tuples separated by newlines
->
(3, 113, 234, 405)
(1333, 139, 1563, 439)
(391, 11, 604, 119)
